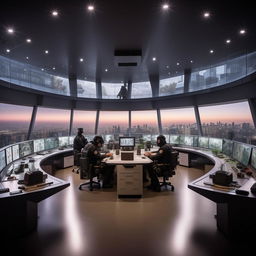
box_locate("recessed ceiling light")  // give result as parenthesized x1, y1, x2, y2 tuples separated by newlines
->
(166, 65, 169, 68)
(239, 29, 246, 35)
(80, 58, 84, 62)
(52, 10, 58, 16)
(26, 38, 31, 43)
(41, 68, 44, 71)
(226, 39, 231, 44)
(176, 62, 180, 66)
(203, 12, 210, 18)
(53, 67, 56, 70)
(26, 56, 29, 60)
(210, 49, 214, 54)
(168, 72, 171, 75)
(6, 49, 10, 53)
(190, 60, 193, 63)
(87, 5, 95, 11)
(45, 50, 49, 54)
(152, 57, 156, 61)
(7, 28, 14, 34)
(162, 4, 169, 10)
(105, 68, 108, 72)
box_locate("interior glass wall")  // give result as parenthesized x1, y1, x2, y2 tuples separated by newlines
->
(161, 108, 198, 135)
(72, 110, 96, 135)
(199, 101, 256, 145)
(32, 107, 70, 139)
(98, 111, 129, 139)
(131, 110, 158, 139)
(131, 81, 152, 98)
(159, 75, 184, 96)
(77, 80, 96, 98)
(102, 82, 124, 99)
(0, 103, 33, 147)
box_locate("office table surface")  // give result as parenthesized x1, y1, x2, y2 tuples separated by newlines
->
(102, 150, 153, 165)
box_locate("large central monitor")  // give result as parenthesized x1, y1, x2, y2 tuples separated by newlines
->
(119, 137, 135, 150)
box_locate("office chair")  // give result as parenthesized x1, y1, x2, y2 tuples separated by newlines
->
(156, 151, 179, 191)
(78, 157, 101, 191)
(72, 151, 81, 174)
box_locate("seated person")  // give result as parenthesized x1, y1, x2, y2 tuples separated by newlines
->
(73, 128, 88, 165)
(82, 135, 114, 188)
(144, 135, 174, 192)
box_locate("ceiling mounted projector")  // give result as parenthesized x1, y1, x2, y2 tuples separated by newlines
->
(114, 49, 142, 67)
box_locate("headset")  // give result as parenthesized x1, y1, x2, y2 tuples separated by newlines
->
(93, 136, 104, 145)
(157, 135, 166, 147)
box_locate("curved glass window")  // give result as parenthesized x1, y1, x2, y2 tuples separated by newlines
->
(199, 101, 256, 145)
(73, 110, 96, 135)
(161, 108, 198, 135)
(131, 110, 158, 137)
(98, 111, 129, 137)
(102, 82, 124, 99)
(159, 75, 184, 96)
(77, 80, 96, 98)
(32, 107, 70, 139)
(247, 51, 256, 75)
(0, 55, 70, 96)
(131, 81, 152, 98)
(0, 103, 32, 147)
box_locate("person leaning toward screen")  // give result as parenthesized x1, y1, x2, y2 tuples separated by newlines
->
(82, 136, 114, 188)
(144, 135, 174, 192)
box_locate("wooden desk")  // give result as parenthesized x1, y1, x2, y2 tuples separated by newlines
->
(103, 150, 152, 197)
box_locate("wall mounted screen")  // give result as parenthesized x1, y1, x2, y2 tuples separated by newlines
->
(5, 147, 13, 165)
(232, 142, 252, 166)
(0, 150, 6, 171)
(159, 75, 184, 96)
(19, 141, 33, 157)
(131, 81, 152, 98)
(77, 80, 96, 98)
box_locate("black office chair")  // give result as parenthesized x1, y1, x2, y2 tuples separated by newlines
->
(78, 157, 101, 191)
(156, 151, 179, 191)
(72, 151, 81, 174)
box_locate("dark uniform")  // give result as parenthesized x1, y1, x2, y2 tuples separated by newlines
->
(82, 142, 114, 188)
(146, 143, 174, 191)
(73, 134, 88, 165)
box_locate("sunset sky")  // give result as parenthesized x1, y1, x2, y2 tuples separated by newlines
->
(0, 101, 254, 130)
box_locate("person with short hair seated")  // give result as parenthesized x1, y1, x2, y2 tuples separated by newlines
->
(144, 135, 174, 192)
(82, 136, 114, 188)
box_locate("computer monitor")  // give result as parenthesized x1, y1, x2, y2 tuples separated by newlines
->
(232, 142, 252, 166)
(34, 139, 45, 152)
(12, 144, 19, 161)
(222, 139, 233, 156)
(119, 137, 135, 149)
(209, 138, 223, 151)
(19, 141, 34, 157)
(44, 137, 59, 150)
(59, 136, 69, 147)
(0, 150, 6, 172)
(198, 137, 209, 148)
(251, 147, 256, 170)
(183, 136, 194, 147)
(170, 135, 180, 145)
(5, 147, 13, 165)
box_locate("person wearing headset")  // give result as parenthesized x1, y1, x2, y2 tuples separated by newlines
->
(82, 135, 114, 188)
(144, 135, 174, 192)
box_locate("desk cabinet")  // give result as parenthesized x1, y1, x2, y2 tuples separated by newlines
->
(117, 165, 143, 197)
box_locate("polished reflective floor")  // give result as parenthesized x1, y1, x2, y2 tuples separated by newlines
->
(4, 166, 254, 256)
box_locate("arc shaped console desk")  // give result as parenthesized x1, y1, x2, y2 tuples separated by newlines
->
(0, 149, 72, 238)
(175, 147, 256, 240)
